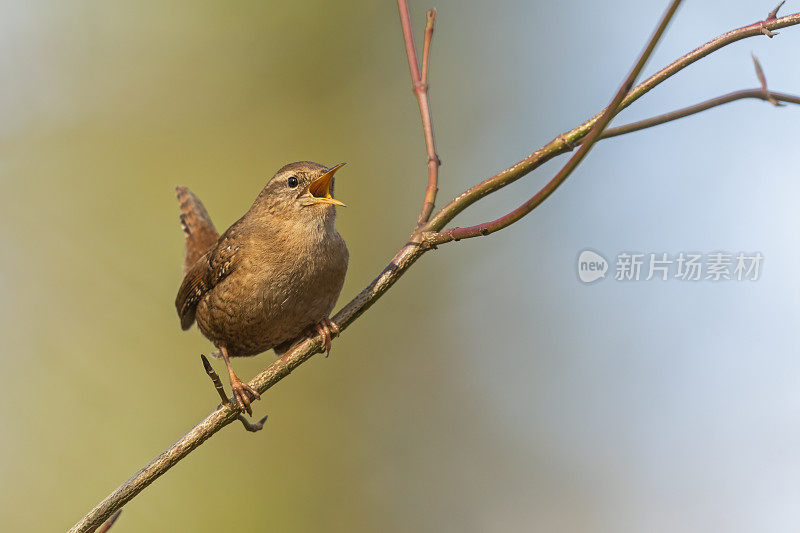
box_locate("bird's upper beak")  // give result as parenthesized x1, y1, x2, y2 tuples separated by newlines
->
(307, 163, 346, 207)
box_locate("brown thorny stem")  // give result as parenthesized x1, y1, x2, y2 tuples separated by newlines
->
(398, 2, 440, 226)
(68, 3, 800, 532)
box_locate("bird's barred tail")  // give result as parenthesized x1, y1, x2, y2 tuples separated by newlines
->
(175, 186, 219, 273)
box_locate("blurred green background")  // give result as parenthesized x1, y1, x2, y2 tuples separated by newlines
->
(1, 1, 799, 531)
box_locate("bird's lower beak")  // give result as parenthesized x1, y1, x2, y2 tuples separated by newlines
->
(307, 163, 346, 206)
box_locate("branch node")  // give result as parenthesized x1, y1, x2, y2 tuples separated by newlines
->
(760, 23, 779, 38)
(556, 133, 578, 151)
(428, 155, 442, 166)
(413, 230, 438, 250)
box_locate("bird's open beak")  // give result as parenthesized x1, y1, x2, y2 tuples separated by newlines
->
(307, 163, 346, 206)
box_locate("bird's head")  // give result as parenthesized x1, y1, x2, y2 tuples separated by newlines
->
(253, 161, 346, 225)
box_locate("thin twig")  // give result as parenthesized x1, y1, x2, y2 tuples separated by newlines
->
(601, 89, 798, 138)
(201, 355, 268, 432)
(68, 5, 800, 532)
(599, 55, 798, 138)
(421, 9, 436, 85)
(398, 0, 441, 226)
(422, 8, 800, 235)
(751, 53, 784, 106)
(752, 52, 769, 91)
(426, 0, 684, 244)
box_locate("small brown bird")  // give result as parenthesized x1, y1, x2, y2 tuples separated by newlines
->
(175, 161, 349, 414)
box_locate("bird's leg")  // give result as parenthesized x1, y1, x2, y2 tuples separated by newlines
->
(219, 345, 260, 416)
(314, 318, 340, 357)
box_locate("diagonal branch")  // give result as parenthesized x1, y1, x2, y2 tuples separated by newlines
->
(422, 5, 800, 236)
(68, 241, 428, 533)
(425, 0, 683, 244)
(398, 0, 441, 226)
(68, 3, 800, 532)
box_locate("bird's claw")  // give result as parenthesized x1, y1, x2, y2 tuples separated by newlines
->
(230, 377, 260, 416)
(314, 318, 340, 357)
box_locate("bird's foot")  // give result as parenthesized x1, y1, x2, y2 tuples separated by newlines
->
(230, 376, 260, 416)
(314, 318, 340, 357)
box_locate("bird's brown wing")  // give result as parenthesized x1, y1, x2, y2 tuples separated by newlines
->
(175, 229, 242, 330)
(175, 254, 210, 330)
(176, 186, 219, 274)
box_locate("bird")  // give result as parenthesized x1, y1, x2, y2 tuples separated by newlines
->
(175, 161, 349, 414)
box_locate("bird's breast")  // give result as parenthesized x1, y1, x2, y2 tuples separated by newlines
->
(197, 229, 348, 357)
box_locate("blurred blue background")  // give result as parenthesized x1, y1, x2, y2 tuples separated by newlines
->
(0, 1, 798, 531)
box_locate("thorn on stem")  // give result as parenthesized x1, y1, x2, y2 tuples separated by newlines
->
(767, 1, 785, 20)
(760, 24, 779, 38)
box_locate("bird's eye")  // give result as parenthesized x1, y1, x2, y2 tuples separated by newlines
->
(287, 176, 299, 188)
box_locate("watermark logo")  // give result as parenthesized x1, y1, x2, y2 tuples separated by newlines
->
(577, 250, 763, 283)
(577, 250, 609, 283)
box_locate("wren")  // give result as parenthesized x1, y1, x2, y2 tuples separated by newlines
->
(175, 162, 348, 414)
